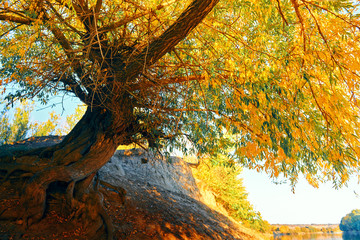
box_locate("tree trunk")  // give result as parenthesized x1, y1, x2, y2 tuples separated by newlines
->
(0, 107, 132, 239)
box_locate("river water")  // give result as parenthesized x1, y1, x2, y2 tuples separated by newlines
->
(273, 232, 360, 240)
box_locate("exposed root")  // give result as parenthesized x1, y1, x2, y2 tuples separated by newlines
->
(0, 162, 123, 239)
(0, 163, 41, 181)
(65, 187, 115, 239)
(99, 180, 126, 205)
(21, 183, 47, 228)
(65, 181, 76, 208)
(99, 206, 114, 240)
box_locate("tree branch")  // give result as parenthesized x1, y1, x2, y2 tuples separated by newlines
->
(290, 0, 307, 51)
(301, 0, 360, 31)
(275, 0, 289, 26)
(94, 0, 103, 15)
(72, 0, 92, 32)
(46, 0, 84, 36)
(49, 27, 74, 59)
(123, 0, 220, 82)
(45, 17, 91, 102)
(98, 10, 156, 33)
(0, 14, 34, 25)
(127, 75, 205, 91)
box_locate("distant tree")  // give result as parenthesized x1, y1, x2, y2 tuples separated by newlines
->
(63, 105, 87, 133)
(0, 0, 359, 238)
(0, 101, 59, 144)
(0, 102, 31, 145)
(340, 210, 360, 232)
(0, 101, 86, 144)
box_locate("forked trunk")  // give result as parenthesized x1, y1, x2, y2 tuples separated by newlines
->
(0, 107, 133, 239)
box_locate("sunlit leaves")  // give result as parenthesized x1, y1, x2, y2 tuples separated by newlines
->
(169, 0, 360, 188)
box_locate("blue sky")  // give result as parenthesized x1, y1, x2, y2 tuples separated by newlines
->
(30, 95, 81, 123)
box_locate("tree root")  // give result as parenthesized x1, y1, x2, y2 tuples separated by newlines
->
(0, 164, 122, 239)
(67, 188, 115, 240)
(0, 163, 41, 181)
(99, 180, 127, 205)
(0, 159, 126, 239)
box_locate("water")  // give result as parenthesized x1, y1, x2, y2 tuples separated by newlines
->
(273, 232, 360, 240)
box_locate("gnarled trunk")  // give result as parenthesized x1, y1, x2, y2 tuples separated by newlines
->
(0, 107, 132, 239)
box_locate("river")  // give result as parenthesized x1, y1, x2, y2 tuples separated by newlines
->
(273, 232, 360, 240)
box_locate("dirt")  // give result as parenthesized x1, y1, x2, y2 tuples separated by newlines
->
(107, 178, 262, 240)
(0, 180, 262, 239)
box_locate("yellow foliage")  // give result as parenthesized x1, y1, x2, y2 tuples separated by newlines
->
(0, 0, 359, 188)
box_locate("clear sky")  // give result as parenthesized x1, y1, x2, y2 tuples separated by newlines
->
(30, 95, 81, 124)
(30, 96, 360, 225)
(242, 168, 360, 225)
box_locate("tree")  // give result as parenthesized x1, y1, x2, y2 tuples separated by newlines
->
(0, 0, 359, 238)
(340, 209, 360, 232)
(0, 101, 86, 144)
(0, 101, 33, 145)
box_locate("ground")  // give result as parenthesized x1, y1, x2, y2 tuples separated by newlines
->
(0, 177, 265, 239)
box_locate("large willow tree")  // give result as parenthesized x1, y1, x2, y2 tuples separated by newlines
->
(0, 0, 359, 238)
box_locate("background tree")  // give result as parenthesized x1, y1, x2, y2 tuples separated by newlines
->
(0, 0, 359, 238)
(0, 102, 32, 145)
(340, 209, 360, 232)
(0, 101, 86, 145)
